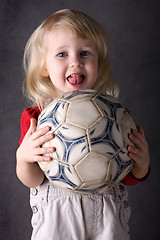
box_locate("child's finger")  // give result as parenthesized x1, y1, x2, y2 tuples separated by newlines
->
(35, 147, 55, 155)
(34, 155, 53, 162)
(129, 130, 141, 148)
(128, 146, 143, 163)
(32, 126, 52, 140)
(34, 132, 54, 147)
(128, 145, 141, 157)
(136, 125, 145, 137)
(128, 151, 139, 162)
(129, 129, 146, 148)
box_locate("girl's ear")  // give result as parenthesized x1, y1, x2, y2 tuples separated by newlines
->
(41, 65, 49, 77)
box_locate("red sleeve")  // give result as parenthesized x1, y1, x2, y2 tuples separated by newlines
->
(122, 166, 150, 185)
(19, 106, 41, 145)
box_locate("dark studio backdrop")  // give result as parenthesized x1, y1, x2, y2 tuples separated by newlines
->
(0, 0, 160, 239)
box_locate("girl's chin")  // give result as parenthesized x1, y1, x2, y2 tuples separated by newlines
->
(66, 81, 84, 91)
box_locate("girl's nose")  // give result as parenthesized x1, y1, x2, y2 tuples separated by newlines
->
(69, 55, 83, 68)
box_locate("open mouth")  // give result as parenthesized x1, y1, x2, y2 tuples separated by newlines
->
(66, 73, 85, 85)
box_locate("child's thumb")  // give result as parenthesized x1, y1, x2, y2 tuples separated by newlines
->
(28, 118, 37, 134)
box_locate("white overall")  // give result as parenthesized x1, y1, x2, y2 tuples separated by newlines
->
(30, 179, 131, 240)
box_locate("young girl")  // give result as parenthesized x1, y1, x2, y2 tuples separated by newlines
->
(16, 9, 150, 240)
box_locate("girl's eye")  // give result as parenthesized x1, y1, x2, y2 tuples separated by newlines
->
(57, 52, 67, 57)
(80, 51, 90, 56)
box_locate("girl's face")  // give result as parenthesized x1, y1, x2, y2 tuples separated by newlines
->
(43, 28, 99, 96)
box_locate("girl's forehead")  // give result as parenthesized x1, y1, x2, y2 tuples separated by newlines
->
(47, 26, 83, 40)
(45, 27, 96, 48)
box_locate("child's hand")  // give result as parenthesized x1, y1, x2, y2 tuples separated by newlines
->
(16, 118, 55, 187)
(128, 125, 150, 179)
(17, 118, 55, 164)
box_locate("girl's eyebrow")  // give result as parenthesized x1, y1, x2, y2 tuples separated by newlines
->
(52, 42, 97, 53)
(53, 45, 69, 51)
(56, 40, 95, 49)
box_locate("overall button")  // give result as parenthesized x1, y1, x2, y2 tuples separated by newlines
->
(123, 200, 129, 208)
(31, 188, 38, 196)
(32, 206, 38, 214)
(119, 184, 125, 193)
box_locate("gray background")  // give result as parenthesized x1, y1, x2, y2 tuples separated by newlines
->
(0, 0, 160, 239)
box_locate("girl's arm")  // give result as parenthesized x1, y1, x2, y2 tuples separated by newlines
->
(16, 118, 55, 188)
(128, 125, 150, 179)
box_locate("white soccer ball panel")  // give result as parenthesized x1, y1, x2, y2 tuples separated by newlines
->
(88, 117, 107, 141)
(114, 107, 127, 123)
(66, 99, 102, 129)
(43, 160, 82, 190)
(53, 123, 89, 165)
(38, 159, 51, 170)
(79, 181, 107, 192)
(92, 96, 113, 118)
(88, 117, 124, 156)
(110, 121, 124, 150)
(57, 122, 87, 138)
(39, 159, 59, 176)
(108, 147, 133, 183)
(59, 89, 97, 103)
(42, 136, 64, 162)
(75, 152, 109, 182)
(37, 100, 69, 132)
(92, 93, 121, 119)
(53, 181, 76, 191)
(98, 93, 120, 104)
(120, 114, 136, 147)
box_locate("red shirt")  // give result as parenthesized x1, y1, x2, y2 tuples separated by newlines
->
(19, 107, 149, 185)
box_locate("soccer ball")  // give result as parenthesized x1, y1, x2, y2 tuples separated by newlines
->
(37, 89, 136, 194)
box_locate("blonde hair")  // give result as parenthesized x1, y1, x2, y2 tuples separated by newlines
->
(23, 9, 119, 109)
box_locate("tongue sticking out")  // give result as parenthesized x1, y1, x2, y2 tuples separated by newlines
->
(67, 73, 84, 85)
